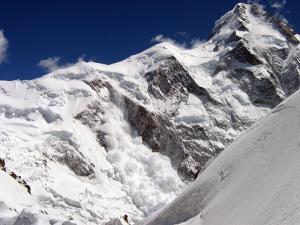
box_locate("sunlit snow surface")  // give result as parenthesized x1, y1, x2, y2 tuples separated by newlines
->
(143, 88, 300, 225)
(0, 37, 231, 225)
(0, 74, 184, 224)
(0, 2, 299, 224)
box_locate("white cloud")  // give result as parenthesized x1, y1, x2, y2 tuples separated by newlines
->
(0, 30, 8, 63)
(151, 34, 204, 49)
(38, 57, 61, 72)
(271, 0, 286, 9)
(38, 56, 85, 73)
(151, 34, 187, 48)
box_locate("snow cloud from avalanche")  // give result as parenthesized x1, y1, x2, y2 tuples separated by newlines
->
(38, 56, 85, 72)
(0, 30, 8, 63)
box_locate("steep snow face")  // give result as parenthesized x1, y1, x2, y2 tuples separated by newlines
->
(0, 2, 300, 225)
(143, 89, 300, 225)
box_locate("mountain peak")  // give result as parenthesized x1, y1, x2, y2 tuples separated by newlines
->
(209, 2, 299, 45)
(1, 2, 300, 225)
(208, 3, 251, 40)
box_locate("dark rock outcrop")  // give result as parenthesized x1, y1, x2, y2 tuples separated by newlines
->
(145, 56, 218, 105)
(0, 158, 31, 194)
(74, 3, 300, 182)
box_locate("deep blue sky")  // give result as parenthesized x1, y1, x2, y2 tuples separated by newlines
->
(0, 0, 299, 80)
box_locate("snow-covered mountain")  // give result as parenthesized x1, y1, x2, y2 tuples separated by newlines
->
(143, 76, 300, 225)
(0, 2, 299, 224)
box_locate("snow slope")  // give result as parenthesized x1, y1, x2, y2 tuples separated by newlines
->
(0, 170, 76, 225)
(0, 2, 300, 224)
(0, 74, 183, 224)
(143, 88, 300, 225)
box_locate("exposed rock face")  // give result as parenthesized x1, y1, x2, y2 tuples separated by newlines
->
(145, 56, 216, 104)
(76, 51, 286, 181)
(73, 3, 300, 182)
(280, 46, 300, 95)
(1, 2, 300, 224)
(44, 132, 95, 177)
(75, 101, 107, 149)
